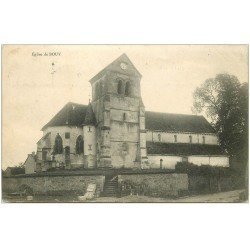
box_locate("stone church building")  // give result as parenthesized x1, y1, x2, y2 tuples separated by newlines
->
(35, 54, 229, 172)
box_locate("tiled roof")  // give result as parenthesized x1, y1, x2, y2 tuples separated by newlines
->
(145, 111, 215, 133)
(42, 102, 88, 130)
(42, 102, 215, 135)
(147, 142, 227, 156)
(83, 103, 97, 125)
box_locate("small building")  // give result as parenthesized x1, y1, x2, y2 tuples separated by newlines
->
(23, 152, 36, 174)
(4, 167, 12, 177)
(4, 166, 25, 176)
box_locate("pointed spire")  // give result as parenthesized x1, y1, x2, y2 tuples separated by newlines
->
(83, 102, 96, 126)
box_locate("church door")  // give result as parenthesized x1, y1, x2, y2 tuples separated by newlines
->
(65, 146, 71, 168)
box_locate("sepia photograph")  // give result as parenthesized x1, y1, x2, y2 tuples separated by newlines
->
(1, 45, 248, 203)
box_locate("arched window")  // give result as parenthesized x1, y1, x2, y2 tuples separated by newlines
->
(122, 142, 128, 153)
(42, 148, 47, 161)
(54, 134, 63, 154)
(160, 159, 163, 169)
(117, 80, 123, 94)
(189, 135, 192, 143)
(174, 135, 177, 143)
(76, 135, 84, 154)
(125, 81, 131, 96)
(158, 134, 161, 141)
(202, 136, 205, 144)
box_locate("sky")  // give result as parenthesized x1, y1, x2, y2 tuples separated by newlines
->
(2, 45, 248, 169)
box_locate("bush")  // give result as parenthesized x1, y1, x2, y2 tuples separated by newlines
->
(19, 184, 33, 196)
(10, 167, 25, 175)
(47, 167, 57, 172)
(175, 162, 231, 177)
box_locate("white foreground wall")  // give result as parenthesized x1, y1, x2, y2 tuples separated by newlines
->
(188, 156, 229, 167)
(148, 155, 182, 169)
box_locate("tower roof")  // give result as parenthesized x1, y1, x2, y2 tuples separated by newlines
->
(83, 103, 96, 126)
(89, 53, 142, 83)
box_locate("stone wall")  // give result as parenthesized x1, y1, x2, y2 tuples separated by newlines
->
(4, 172, 232, 199)
(188, 175, 233, 194)
(118, 173, 188, 197)
(2, 175, 105, 197)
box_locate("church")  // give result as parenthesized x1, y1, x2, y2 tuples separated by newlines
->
(35, 54, 229, 172)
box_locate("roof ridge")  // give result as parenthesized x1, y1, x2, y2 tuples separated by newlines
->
(66, 101, 88, 107)
(145, 110, 203, 117)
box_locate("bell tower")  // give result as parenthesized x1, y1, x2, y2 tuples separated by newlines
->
(89, 54, 148, 168)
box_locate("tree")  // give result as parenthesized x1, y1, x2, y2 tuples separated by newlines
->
(192, 73, 248, 168)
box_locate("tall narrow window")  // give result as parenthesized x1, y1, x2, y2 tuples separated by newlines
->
(117, 80, 123, 94)
(160, 159, 163, 169)
(189, 135, 192, 143)
(100, 82, 104, 96)
(88, 126, 92, 132)
(97, 143, 99, 154)
(123, 113, 126, 121)
(65, 132, 70, 139)
(76, 135, 84, 154)
(95, 82, 100, 99)
(158, 134, 161, 142)
(202, 136, 205, 144)
(174, 135, 177, 143)
(54, 134, 63, 154)
(42, 149, 47, 161)
(125, 81, 131, 96)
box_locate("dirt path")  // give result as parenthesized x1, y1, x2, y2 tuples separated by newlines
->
(91, 189, 247, 203)
(2, 189, 247, 203)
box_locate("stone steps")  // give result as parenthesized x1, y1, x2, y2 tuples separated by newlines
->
(102, 176, 118, 197)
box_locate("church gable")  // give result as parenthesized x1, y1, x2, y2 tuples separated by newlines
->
(89, 53, 142, 84)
